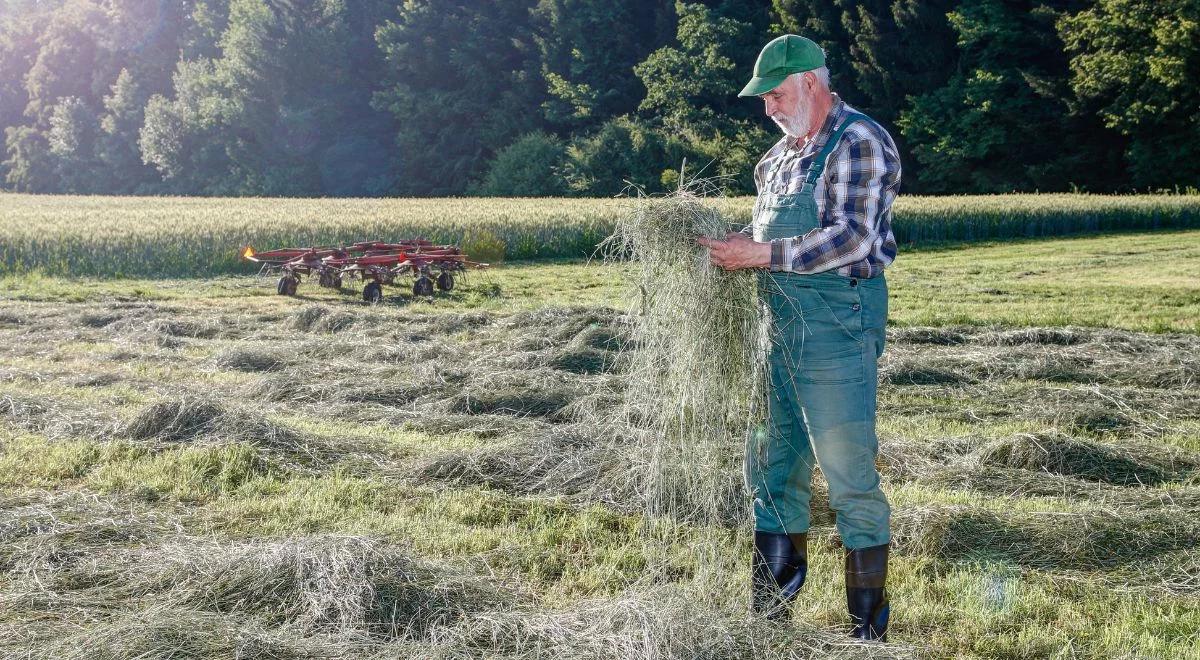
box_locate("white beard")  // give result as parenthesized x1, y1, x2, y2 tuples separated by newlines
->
(772, 107, 811, 139)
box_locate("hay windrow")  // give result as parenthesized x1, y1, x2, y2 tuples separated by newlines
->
(9, 535, 509, 641)
(894, 505, 1200, 571)
(972, 432, 1198, 486)
(421, 586, 913, 659)
(214, 346, 292, 372)
(880, 327, 1200, 389)
(121, 396, 328, 468)
(4, 608, 347, 660)
(410, 424, 633, 504)
(920, 464, 1200, 509)
(0, 394, 120, 440)
(0, 491, 184, 579)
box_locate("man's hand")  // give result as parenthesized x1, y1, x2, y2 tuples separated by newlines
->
(697, 232, 772, 271)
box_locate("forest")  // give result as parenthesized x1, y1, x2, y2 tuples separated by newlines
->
(0, 0, 1196, 197)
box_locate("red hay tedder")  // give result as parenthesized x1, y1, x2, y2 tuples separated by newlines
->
(240, 239, 488, 303)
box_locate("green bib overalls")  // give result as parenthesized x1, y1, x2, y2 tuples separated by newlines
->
(746, 114, 891, 550)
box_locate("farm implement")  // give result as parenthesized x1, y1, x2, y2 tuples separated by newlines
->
(240, 240, 488, 302)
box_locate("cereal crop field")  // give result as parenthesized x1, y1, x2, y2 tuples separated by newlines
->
(0, 196, 1197, 659)
(1, 193, 1198, 277)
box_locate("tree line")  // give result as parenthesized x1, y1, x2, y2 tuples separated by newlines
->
(0, 0, 1195, 197)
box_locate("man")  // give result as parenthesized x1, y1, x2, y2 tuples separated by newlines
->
(698, 34, 901, 641)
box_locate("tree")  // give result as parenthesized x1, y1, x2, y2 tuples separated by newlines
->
(46, 95, 102, 192)
(533, 0, 676, 130)
(99, 68, 157, 193)
(139, 59, 243, 193)
(1060, 0, 1200, 189)
(473, 131, 570, 196)
(373, 0, 545, 196)
(898, 0, 1123, 193)
(3, 125, 55, 191)
(633, 2, 775, 194)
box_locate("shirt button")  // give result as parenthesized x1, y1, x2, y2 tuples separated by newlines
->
(851, 303, 861, 311)
(849, 278, 858, 287)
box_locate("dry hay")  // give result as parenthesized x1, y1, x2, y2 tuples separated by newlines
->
(410, 424, 634, 505)
(895, 505, 1200, 571)
(0, 393, 120, 440)
(10, 535, 507, 640)
(876, 434, 980, 483)
(977, 327, 1089, 346)
(920, 464, 1200, 509)
(412, 586, 914, 660)
(147, 317, 222, 339)
(881, 326, 1200, 389)
(881, 362, 978, 386)
(288, 304, 359, 333)
(972, 432, 1197, 486)
(0, 491, 183, 579)
(887, 327, 970, 346)
(1, 608, 347, 660)
(77, 311, 122, 328)
(549, 346, 616, 375)
(446, 369, 585, 419)
(879, 379, 1198, 439)
(503, 306, 624, 345)
(0, 309, 24, 326)
(603, 190, 764, 533)
(214, 345, 293, 372)
(122, 396, 330, 468)
(69, 372, 125, 388)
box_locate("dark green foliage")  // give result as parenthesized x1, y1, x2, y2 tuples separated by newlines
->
(473, 132, 570, 197)
(373, 0, 545, 196)
(0, 0, 1196, 195)
(534, 0, 676, 130)
(898, 0, 1124, 194)
(563, 116, 698, 195)
(1060, 0, 1200, 190)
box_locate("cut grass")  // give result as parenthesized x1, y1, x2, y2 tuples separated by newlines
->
(1, 229, 1199, 658)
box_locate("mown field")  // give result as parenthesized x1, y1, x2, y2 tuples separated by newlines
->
(0, 203, 1198, 657)
(1, 192, 1198, 277)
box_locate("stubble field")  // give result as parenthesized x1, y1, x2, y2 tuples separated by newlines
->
(0, 219, 1197, 658)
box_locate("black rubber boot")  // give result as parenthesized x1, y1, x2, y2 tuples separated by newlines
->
(750, 531, 808, 620)
(845, 543, 890, 641)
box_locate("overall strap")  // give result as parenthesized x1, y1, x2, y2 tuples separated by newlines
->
(803, 112, 869, 187)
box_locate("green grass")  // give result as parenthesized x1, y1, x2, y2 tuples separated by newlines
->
(5, 229, 1197, 332)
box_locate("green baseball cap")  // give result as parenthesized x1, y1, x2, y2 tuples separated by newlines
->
(738, 35, 826, 97)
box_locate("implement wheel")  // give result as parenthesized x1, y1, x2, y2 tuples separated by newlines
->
(436, 271, 455, 292)
(277, 275, 299, 296)
(413, 276, 434, 297)
(362, 281, 383, 304)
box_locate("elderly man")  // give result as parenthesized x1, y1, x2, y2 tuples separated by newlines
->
(698, 35, 900, 641)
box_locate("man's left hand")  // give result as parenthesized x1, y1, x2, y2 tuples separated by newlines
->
(697, 232, 772, 271)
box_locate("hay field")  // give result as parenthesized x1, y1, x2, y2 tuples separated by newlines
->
(0, 231, 1198, 658)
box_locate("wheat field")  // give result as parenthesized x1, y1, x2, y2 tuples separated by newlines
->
(2, 193, 1197, 277)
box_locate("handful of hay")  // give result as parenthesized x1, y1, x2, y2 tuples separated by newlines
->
(605, 190, 768, 529)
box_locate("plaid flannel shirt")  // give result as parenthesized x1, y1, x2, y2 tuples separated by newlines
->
(751, 95, 901, 279)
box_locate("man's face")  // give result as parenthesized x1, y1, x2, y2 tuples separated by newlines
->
(760, 74, 811, 139)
